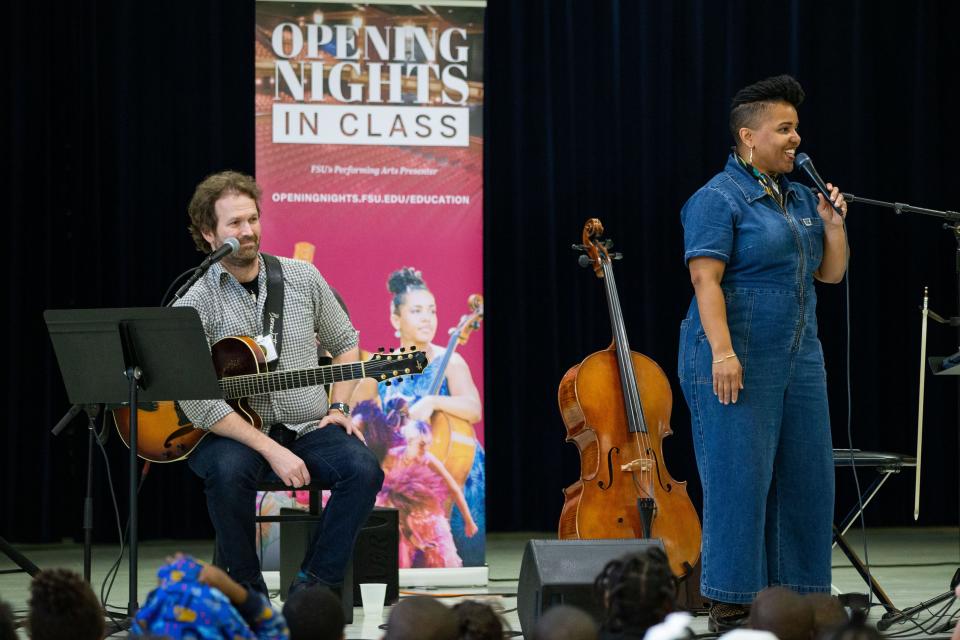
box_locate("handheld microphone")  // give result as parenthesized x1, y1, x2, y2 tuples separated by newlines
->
(795, 153, 843, 215)
(200, 237, 240, 268)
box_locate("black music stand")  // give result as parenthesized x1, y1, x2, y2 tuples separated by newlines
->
(44, 307, 222, 616)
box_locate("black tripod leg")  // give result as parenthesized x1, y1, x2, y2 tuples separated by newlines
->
(878, 588, 955, 631)
(0, 535, 40, 577)
(832, 525, 897, 612)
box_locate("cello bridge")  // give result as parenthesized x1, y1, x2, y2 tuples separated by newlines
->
(621, 458, 653, 473)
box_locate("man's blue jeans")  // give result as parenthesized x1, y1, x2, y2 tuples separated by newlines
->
(188, 424, 384, 592)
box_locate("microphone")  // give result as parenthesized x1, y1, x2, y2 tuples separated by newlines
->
(168, 237, 241, 305)
(200, 236, 240, 268)
(795, 153, 844, 215)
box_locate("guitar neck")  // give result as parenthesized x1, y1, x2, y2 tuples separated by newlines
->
(220, 361, 368, 399)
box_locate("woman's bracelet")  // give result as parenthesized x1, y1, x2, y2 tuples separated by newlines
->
(712, 353, 738, 364)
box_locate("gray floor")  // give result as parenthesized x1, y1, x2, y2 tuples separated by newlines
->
(1, 528, 958, 638)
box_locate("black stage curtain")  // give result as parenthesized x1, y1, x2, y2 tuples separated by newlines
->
(5, 0, 960, 543)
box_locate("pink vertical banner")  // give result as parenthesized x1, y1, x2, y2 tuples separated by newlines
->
(254, 1, 486, 571)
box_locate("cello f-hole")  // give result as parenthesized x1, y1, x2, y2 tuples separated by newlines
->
(647, 448, 674, 493)
(598, 447, 620, 490)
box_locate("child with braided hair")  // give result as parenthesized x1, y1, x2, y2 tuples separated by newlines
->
(593, 547, 679, 640)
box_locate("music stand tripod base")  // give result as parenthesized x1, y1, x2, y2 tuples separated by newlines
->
(0, 535, 40, 576)
(44, 307, 222, 616)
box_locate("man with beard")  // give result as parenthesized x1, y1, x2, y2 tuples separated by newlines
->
(176, 170, 383, 597)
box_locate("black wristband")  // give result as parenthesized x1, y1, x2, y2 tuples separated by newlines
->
(329, 402, 350, 416)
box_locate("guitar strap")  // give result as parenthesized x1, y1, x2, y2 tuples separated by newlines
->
(261, 253, 284, 372)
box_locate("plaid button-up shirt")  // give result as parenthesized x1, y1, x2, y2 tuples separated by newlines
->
(175, 254, 358, 437)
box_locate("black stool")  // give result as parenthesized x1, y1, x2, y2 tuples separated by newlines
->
(832, 449, 916, 612)
(255, 483, 399, 623)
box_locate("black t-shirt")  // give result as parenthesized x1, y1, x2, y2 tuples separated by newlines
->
(239, 277, 259, 299)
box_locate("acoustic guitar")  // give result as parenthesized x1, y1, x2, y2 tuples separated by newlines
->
(112, 335, 427, 462)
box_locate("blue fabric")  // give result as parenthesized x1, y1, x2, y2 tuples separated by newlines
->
(188, 426, 383, 589)
(682, 154, 824, 290)
(678, 155, 834, 603)
(131, 555, 288, 639)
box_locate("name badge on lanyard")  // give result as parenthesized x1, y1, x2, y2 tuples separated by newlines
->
(254, 334, 279, 363)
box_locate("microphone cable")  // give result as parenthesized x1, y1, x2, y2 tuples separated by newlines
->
(796, 161, 875, 612)
(160, 267, 203, 307)
(840, 211, 876, 613)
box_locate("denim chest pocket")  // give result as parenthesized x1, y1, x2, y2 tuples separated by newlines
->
(798, 215, 824, 269)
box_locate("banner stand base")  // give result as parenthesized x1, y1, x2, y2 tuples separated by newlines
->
(265, 567, 490, 592)
(400, 566, 489, 587)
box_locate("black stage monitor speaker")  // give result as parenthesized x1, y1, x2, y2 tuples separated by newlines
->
(351, 506, 400, 605)
(517, 538, 665, 638)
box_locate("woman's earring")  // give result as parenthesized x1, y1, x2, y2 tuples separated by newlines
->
(748, 147, 754, 164)
(394, 330, 401, 338)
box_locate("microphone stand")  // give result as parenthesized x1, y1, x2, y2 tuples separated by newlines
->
(46, 403, 106, 584)
(847, 193, 960, 630)
(167, 239, 239, 306)
(167, 264, 209, 306)
(0, 403, 94, 577)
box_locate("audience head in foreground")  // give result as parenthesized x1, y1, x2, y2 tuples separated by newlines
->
(806, 593, 848, 638)
(385, 596, 458, 640)
(452, 600, 504, 640)
(594, 546, 677, 637)
(0, 600, 17, 640)
(748, 586, 814, 640)
(283, 584, 345, 640)
(28, 568, 105, 640)
(532, 604, 598, 640)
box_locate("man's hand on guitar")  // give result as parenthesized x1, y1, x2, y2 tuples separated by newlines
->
(266, 445, 311, 488)
(320, 407, 367, 443)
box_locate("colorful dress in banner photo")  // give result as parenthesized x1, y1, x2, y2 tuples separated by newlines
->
(378, 357, 486, 568)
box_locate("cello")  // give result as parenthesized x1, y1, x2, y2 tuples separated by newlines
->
(558, 219, 702, 579)
(425, 294, 484, 488)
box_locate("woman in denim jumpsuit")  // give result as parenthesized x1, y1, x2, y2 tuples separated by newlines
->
(677, 76, 849, 629)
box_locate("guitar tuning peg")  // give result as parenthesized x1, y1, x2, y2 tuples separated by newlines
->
(389, 347, 395, 353)
(384, 380, 392, 386)
(399, 346, 405, 352)
(378, 347, 385, 353)
(612, 252, 623, 260)
(604, 239, 614, 249)
(395, 377, 403, 383)
(571, 243, 586, 251)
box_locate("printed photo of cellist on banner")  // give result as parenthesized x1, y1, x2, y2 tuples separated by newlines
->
(253, 0, 486, 573)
